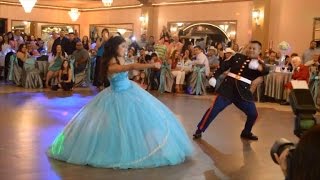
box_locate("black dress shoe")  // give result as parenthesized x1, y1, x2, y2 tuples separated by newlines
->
(193, 129, 202, 139)
(280, 101, 290, 105)
(240, 133, 258, 141)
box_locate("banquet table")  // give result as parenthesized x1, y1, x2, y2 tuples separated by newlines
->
(264, 72, 292, 100)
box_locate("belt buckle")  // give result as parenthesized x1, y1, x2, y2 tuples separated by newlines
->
(235, 75, 241, 80)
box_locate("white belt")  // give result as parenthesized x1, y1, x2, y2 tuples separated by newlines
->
(227, 72, 252, 84)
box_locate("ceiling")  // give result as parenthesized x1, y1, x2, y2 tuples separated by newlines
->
(1, 0, 249, 9)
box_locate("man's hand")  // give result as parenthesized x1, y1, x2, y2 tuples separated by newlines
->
(274, 148, 290, 176)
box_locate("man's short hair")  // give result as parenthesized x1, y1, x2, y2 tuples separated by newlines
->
(194, 45, 202, 50)
(250, 40, 262, 49)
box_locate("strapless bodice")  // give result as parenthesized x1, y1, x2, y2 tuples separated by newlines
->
(109, 72, 132, 91)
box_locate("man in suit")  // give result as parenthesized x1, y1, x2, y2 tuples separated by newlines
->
(193, 41, 269, 141)
(51, 30, 69, 54)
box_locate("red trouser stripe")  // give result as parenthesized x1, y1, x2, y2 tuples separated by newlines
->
(199, 95, 219, 130)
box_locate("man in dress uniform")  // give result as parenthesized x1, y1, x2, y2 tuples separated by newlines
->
(193, 41, 269, 141)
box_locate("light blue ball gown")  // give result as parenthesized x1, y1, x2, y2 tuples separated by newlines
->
(47, 72, 194, 169)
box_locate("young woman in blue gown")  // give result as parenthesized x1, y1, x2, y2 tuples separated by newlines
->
(47, 35, 194, 169)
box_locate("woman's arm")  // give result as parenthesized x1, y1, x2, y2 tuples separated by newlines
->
(58, 70, 62, 82)
(108, 58, 160, 74)
(95, 38, 102, 51)
(65, 69, 73, 83)
(16, 52, 27, 62)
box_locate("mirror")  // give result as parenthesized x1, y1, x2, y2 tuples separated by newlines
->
(167, 21, 237, 46)
(11, 20, 80, 42)
(89, 23, 134, 42)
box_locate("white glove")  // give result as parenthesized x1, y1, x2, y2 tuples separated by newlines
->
(208, 77, 217, 87)
(248, 59, 260, 70)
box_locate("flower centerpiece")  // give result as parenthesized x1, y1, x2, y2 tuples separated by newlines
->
(278, 41, 291, 67)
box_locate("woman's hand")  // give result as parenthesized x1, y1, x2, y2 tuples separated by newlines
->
(153, 62, 161, 69)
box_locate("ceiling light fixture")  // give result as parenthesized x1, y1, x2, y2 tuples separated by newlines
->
(102, 0, 113, 7)
(19, 0, 37, 13)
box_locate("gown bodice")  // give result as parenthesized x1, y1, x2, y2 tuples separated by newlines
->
(109, 72, 132, 92)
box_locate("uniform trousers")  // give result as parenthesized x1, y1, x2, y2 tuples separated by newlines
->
(197, 93, 258, 134)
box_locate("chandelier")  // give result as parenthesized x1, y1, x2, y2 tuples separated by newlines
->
(102, 0, 113, 7)
(19, 0, 37, 13)
(68, 8, 80, 22)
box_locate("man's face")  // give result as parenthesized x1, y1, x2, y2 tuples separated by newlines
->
(310, 41, 317, 49)
(247, 43, 261, 59)
(269, 52, 276, 61)
(149, 36, 154, 42)
(15, 30, 21, 36)
(69, 34, 75, 40)
(207, 49, 216, 56)
(76, 42, 83, 50)
(141, 34, 146, 41)
(194, 47, 201, 55)
(60, 31, 65, 37)
(225, 52, 232, 59)
(140, 49, 145, 56)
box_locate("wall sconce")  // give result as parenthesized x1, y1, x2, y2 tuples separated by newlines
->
(139, 15, 146, 22)
(117, 28, 127, 35)
(252, 9, 261, 25)
(68, 8, 80, 22)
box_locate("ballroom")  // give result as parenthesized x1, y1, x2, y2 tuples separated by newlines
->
(0, 0, 320, 180)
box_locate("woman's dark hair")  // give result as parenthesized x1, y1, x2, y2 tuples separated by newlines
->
(181, 40, 192, 53)
(99, 36, 126, 80)
(17, 43, 26, 53)
(151, 52, 158, 58)
(170, 50, 178, 60)
(183, 49, 192, 60)
(287, 125, 320, 180)
(52, 45, 66, 57)
(101, 28, 109, 37)
(60, 60, 71, 71)
(215, 42, 223, 51)
(6, 32, 14, 41)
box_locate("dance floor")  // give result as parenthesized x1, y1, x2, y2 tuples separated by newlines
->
(0, 84, 313, 180)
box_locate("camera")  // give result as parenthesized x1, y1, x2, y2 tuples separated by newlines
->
(270, 89, 317, 164)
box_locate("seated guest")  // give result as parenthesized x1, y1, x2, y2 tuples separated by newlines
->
(264, 50, 279, 65)
(207, 46, 220, 72)
(17, 44, 42, 88)
(281, 56, 309, 105)
(192, 46, 210, 76)
(149, 53, 161, 90)
(224, 48, 235, 61)
(137, 48, 147, 64)
(181, 49, 193, 74)
(58, 60, 73, 91)
(46, 45, 67, 87)
(169, 50, 185, 93)
(73, 41, 89, 74)
(188, 46, 210, 95)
